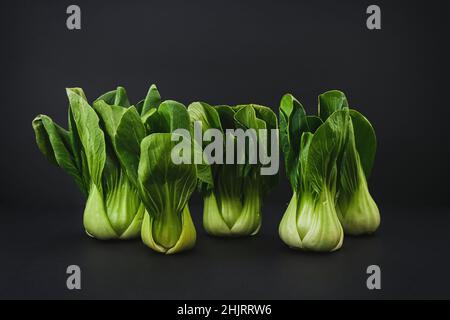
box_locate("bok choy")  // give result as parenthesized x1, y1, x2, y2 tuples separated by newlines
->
(278, 90, 380, 251)
(32, 88, 144, 240)
(94, 85, 197, 254)
(278, 94, 347, 251)
(188, 102, 278, 237)
(318, 91, 380, 235)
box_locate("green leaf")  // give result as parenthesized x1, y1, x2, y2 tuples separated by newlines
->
(188, 102, 222, 133)
(135, 100, 144, 115)
(349, 109, 376, 177)
(66, 88, 106, 190)
(142, 108, 164, 134)
(305, 115, 323, 132)
(94, 99, 146, 188)
(215, 105, 236, 129)
(233, 105, 264, 178)
(69, 88, 87, 100)
(93, 100, 127, 139)
(95, 90, 117, 106)
(32, 115, 59, 166)
(187, 102, 222, 187)
(95, 86, 130, 108)
(158, 100, 191, 133)
(297, 131, 314, 192)
(318, 90, 349, 122)
(305, 109, 350, 194)
(234, 105, 266, 131)
(279, 94, 307, 189)
(247, 104, 279, 193)
(68, 105, 90, 190)
(114, 86, 131, 107)
(143, 100, 191, 135)
(114, 106, 146, 187)
(32, 115, 86, 193)
(141, 84, 161, 116)
(253, 104, 278, 130)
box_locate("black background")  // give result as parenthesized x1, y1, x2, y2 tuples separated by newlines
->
(1, 0, 449, 299)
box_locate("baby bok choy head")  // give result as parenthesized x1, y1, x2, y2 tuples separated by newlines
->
(32, 88, 145, 240)
(278, 93, 348, 251)
(318, 90, 380, 235)
(188, 102, 278, 237)
(94, 85, 197, 254)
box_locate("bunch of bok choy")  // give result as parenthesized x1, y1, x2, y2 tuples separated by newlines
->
(32, 88, 145, 240)
(188, 102, 278, 237)
(278, 90, 379, 252)
(94, 85, 197, 254)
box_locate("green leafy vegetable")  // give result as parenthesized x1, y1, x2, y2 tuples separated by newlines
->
(279, 90, 380, 251)
(33, 83, 379, 254)
(32, 88, 145, 240)
(279, 93, 348, 251)
(188, 102, 278, 237)
(319, 91, 380, 235)
(138, 133, 197, 253)
(95, 86, 197, 254)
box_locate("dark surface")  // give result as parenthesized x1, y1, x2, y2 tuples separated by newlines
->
(1, 204, 450, 299)
(1, 0, 450, 299)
